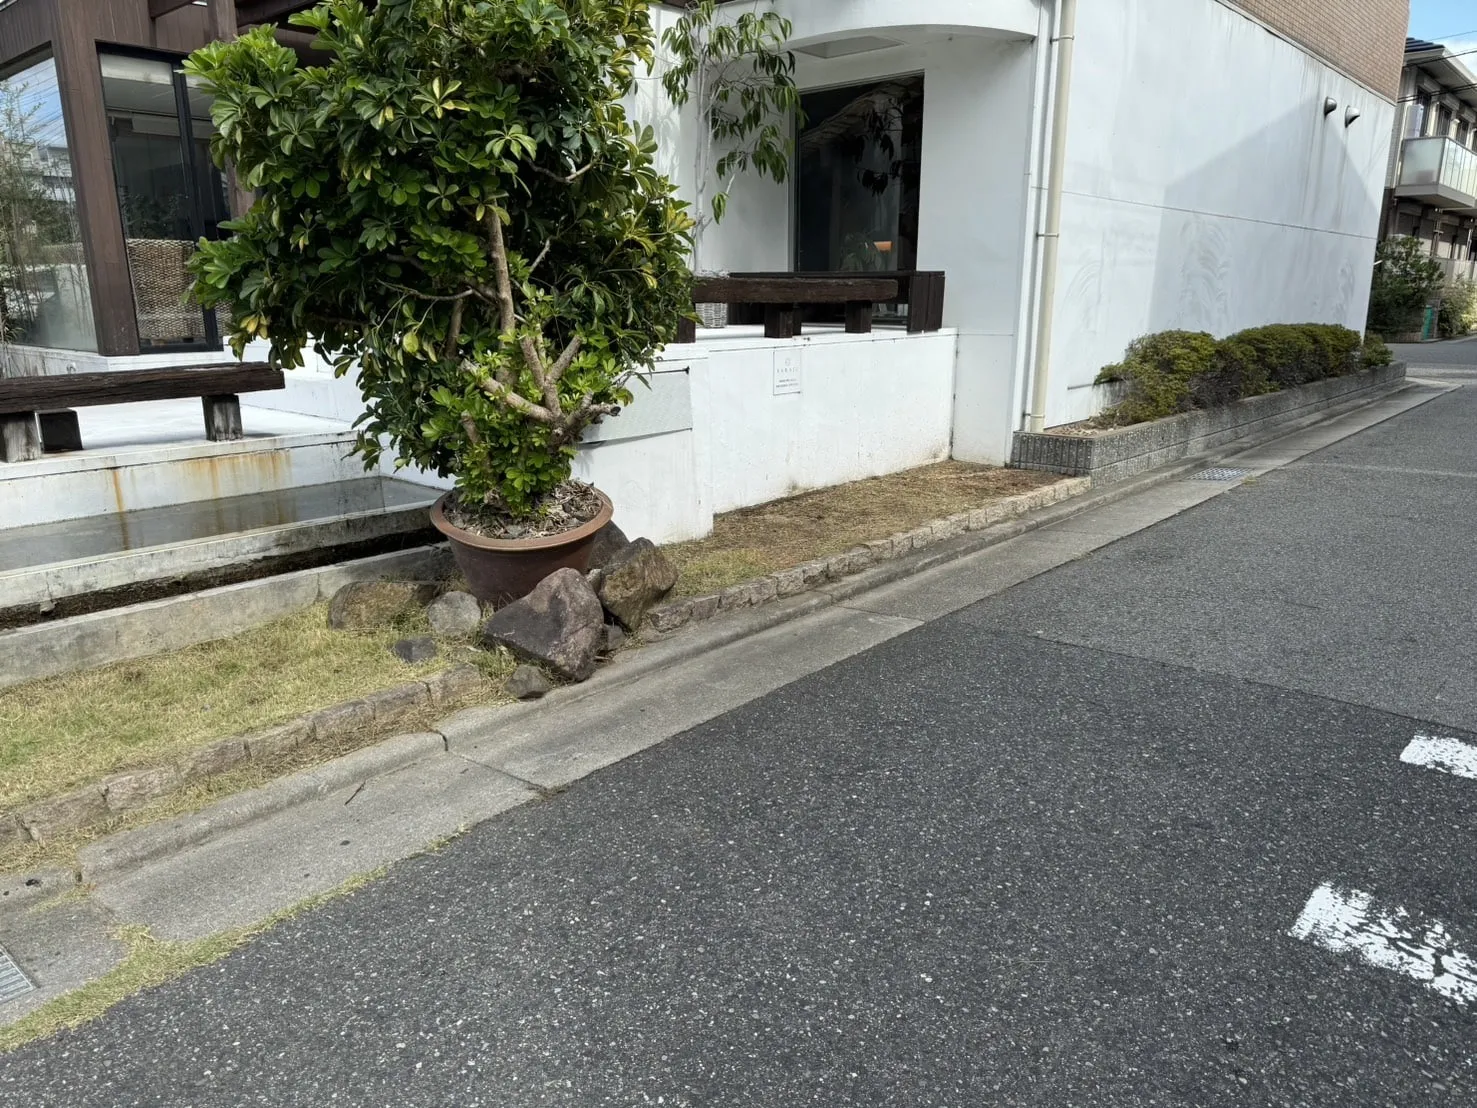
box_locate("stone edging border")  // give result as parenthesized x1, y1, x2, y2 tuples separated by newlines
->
(0, 665, 485, 856)
(643, 477, 1093, 634)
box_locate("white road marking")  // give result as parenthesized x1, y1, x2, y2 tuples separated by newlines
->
(1401, 734, 1477, 781)
(1290, 884, 1477, 1004)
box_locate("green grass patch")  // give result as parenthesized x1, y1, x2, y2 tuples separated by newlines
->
(0, 603, 511, 815)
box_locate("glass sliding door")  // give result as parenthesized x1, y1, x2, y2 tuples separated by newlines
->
(796, 75, 925, 276)
(0, 53, 96, 353)
(101, 53, 230, 351)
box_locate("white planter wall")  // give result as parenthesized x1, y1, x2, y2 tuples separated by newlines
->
(702, 330, 957, 514)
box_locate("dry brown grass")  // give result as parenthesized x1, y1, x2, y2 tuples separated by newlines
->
(665, 461, 1061, 597)
(0, 603, 514, 818)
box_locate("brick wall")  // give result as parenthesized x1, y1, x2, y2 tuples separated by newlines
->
(1227, 0, 1409, 98)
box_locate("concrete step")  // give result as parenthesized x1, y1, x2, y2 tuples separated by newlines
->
(0, 399, 367, 528)
(0, 477, 439, 619)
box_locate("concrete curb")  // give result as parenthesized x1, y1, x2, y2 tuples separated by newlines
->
(36, 378, 1441, 889)
(77, 733, 448, 884)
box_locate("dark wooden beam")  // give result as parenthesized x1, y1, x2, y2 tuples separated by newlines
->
(52, 9, 140, 355)
(207, 0, 238, 39)
(0, 365, 282, 414)
(236, 0, 321, 24)
(149, 0, 200, 17)
(693, 276, 897, 304)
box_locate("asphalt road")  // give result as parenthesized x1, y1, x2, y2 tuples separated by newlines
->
(4, 366, 1477, 1106)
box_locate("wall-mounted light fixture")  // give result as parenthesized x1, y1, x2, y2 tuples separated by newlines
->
(1323, 97, 1339, 116)
(1345, 106, 1362, 127)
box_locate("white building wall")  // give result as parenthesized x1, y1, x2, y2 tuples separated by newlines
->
(703, 329, 956, 513)
(1043, 0, 1396, 426)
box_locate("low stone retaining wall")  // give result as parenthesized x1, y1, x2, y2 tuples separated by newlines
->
(0, 665, 484, 855)
(644, 477, 1092, 633)
(1010, 363, 1407, 483)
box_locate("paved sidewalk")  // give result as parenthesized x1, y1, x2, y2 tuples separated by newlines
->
(2, 376, 1475, 1105)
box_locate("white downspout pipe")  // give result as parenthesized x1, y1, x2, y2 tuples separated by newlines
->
(1026, 0, 1077, 433)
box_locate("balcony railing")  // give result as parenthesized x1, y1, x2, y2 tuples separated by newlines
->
(1396, 136, 1477, 209)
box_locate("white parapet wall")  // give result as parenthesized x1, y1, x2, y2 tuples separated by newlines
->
(699, 327, 957, 515)
(243, 327, 958, 545)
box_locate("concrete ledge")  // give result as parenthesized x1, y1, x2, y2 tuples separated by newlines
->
(0, 544, 454, 690)
(1011, 363, 1408, 482)
(0, 503, 436, 614)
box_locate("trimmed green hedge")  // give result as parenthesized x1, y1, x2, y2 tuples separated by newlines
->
(1094, 324, 1382, 426)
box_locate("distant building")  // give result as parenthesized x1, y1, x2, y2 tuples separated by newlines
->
(1384, 38, 1477, 282)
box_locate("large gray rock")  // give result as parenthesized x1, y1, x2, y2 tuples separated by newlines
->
(426, 590, 482, 637)
(587, 521, 631, 570)
(391, 636, 438, 664)
(597, 538, 678, 630)
(328, 580, 440, 631)
(482, 568, 605, 682)
(504, 664, 553, 700)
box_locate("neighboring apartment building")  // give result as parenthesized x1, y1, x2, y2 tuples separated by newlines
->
(1383, 38, 1477, 282)
(0, 0, 1407, 468)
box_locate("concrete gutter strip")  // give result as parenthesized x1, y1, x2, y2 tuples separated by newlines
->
(26, 379, 1449, 891)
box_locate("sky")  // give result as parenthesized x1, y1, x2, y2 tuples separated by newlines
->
(1408, 0, 1477, 44)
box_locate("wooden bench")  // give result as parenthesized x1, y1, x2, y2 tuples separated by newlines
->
(679, 275, 900, 342)
(675, 271, 947, 343)
(0, 363, 285, 462)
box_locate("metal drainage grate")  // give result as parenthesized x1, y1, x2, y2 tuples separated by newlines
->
(0, 944, 35, 1003)
(1186, 467, 1251, 482)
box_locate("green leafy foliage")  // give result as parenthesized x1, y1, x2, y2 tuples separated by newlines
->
(1438, 279, 1477, 339)
(1094, 330, 1217, 425)
(186, 0, 694, 518)
(660, 0, 799, 270)
(1361, 334, 1393, 367)
(1367, 236, 1444, 337)
(1096, 324, 1376, 426)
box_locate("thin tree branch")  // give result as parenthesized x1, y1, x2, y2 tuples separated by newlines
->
(444, 296, 465, 360)
(477, 374, 555, 424)
(459, 412, 481, 446)
(548, 335, 582, 384)
(483, 210, 519, 335)
(386, 283, 477, 303)
(530, 161, 594, 185)
(528, 239, 552, 277)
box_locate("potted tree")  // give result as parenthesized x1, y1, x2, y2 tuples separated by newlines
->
(186, 0, 693, 602)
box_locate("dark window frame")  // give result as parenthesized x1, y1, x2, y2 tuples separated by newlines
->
(98, 43, 226, 352)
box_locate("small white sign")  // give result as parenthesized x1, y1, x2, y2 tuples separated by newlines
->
(773, 349, 802, 395)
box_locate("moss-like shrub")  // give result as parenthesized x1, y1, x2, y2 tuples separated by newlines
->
(1361, 334, 1393, 368)
(1094, 330, 1217, 424)
(1095, 323, 1375, 427)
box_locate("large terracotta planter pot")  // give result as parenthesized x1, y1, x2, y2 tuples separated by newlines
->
(430, 490, 614, 606)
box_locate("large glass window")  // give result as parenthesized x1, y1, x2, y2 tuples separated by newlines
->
(796, 75, 924, 275)
(102, 53, 230, 351)
(0, 53, 96, 353)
